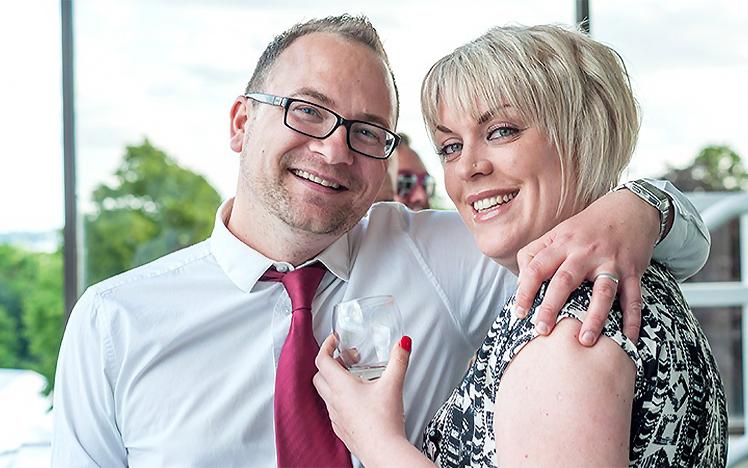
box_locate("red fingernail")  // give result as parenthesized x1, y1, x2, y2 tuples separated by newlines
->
(400, 336, 412, 352)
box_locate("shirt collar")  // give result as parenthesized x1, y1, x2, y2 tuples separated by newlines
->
(210, 198, 351, 292)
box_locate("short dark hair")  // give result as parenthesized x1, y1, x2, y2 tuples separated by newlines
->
(245, 14, 399, 119)
(396, 132, 410, 146)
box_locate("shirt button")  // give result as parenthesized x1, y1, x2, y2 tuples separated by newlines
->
(275, 264, 289, 273)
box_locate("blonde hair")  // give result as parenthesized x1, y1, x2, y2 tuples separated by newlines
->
(421, 24, 640, 209)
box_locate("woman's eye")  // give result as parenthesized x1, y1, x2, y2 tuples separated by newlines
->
(438, 142, 462, 160)
(488, 126, 520, 140)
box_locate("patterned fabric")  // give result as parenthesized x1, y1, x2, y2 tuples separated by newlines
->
(422, 262, 727, 467)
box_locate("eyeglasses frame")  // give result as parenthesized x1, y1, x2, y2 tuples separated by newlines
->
(243, 92, 400, 160)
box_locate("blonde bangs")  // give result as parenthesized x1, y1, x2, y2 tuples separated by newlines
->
(421, 38, 539, 150)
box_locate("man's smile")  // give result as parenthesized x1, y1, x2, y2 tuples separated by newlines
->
(290, 168, 348, 191)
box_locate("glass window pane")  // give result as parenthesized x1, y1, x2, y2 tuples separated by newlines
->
(688, 220, 742, 283)
(693, 307, 743, 434)
(0, 0, 62, 461)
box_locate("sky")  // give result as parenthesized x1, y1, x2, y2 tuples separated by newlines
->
(1, 0, 747, 233)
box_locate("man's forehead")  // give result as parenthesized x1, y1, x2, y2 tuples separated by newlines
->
(266, 32, 397, 126)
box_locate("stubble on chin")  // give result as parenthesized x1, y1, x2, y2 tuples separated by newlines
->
(272, 189, 355, 236)
(254, 168, 365, 237)
(240, 148, 373, 237)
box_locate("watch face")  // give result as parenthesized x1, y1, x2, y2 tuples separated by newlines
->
(637, 182, 669, 211)
(615, 181, 669, 244)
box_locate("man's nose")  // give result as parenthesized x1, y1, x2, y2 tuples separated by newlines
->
(408, 183, 429, 207)
(309, 125, 354, 165)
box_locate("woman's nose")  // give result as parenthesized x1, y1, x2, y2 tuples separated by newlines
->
(455, 145, 492, 180)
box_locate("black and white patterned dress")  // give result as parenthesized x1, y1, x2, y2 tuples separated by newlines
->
(422, 262, 727, 467)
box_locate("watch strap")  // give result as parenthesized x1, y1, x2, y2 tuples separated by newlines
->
(613, 180, 670, 245)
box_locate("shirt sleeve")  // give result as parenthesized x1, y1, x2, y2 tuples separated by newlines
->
(51, 288, 128, 467)
(646, 178, 711, 281)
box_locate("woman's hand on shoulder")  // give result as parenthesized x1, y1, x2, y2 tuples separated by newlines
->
(314, 335, 434, 467)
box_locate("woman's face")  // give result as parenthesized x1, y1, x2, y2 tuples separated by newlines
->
(437, 102, 576, 273)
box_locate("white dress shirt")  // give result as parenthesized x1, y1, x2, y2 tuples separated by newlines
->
(52, 181, 709, 468)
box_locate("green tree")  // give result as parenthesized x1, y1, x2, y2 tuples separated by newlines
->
(0, 245, 63, 394)
(0, 305, 18, 367)
(0, 244, 39, 367)
(664, 145, 748, 192)
(22, 250, 64, 394)
(84, 139, 222, 285)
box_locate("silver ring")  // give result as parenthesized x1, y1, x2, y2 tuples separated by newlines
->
(594, 272, 619, 285)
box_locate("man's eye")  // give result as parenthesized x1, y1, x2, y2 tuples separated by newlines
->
(355, 127, 382, 143)
(292, 105, 323, 119)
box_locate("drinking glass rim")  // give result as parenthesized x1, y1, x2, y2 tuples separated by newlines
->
(334, 295, 396, 309)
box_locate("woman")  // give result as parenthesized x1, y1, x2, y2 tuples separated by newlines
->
(314, 24, 727, 466)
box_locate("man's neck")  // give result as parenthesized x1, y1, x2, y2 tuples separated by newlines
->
(226, 197, 339, 266)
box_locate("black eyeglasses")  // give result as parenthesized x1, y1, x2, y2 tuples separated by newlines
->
(244, 92, 400, 160)
(397, 172, 436, 198)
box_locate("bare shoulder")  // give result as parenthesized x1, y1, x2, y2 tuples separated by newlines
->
(515, 319, 635, 376)
(493, 318, 635, 467)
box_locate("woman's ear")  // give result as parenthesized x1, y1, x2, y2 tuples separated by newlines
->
(229, 97, 249, 153)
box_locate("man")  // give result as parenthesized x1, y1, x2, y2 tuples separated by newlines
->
(53, 15, 709, 467)
(393, 133, 434, 210)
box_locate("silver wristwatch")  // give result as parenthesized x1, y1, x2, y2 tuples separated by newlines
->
(613, 180, 671, 245)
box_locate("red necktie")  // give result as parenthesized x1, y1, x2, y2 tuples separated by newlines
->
(261, 264, 352, 468)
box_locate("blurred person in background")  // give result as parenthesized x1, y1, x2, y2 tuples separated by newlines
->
(374, 148, 398, 202)
(394, 133, 435, 210)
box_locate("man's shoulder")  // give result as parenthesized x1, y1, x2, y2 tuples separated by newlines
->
(352, 202, 485, 265)
(87, 240, 213, 299)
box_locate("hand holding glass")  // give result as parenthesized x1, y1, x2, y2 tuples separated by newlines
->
(332, 295, 404, 380)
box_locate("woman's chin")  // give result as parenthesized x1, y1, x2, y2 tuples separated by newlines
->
(479, 246, 517, 272)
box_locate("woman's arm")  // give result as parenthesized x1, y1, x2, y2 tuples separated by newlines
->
(494, 318, 635, 467)
(314, 335, 435, 468)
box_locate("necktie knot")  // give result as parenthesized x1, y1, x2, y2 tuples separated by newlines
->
(281, 264, 327, 312)
(259, 263, 327, 312)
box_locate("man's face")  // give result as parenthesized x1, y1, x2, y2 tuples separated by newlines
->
(395, 145, 432, 210)
(233, 32, 397, 238)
